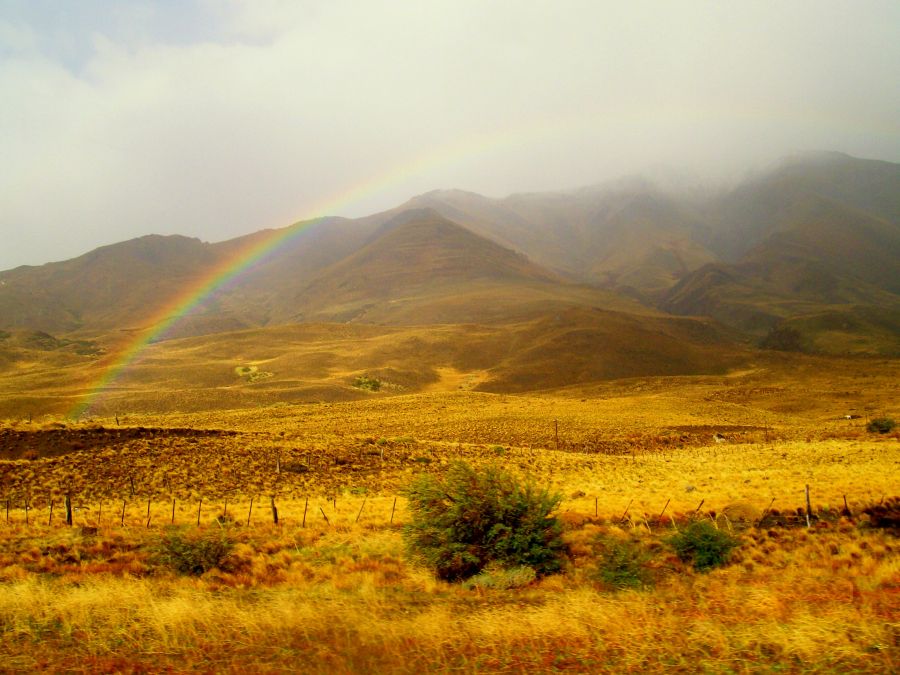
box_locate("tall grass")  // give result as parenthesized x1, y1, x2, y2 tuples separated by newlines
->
(0, 517, 896, 673)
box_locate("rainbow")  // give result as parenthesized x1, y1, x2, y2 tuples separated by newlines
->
(69, 118, 585, 417)
(67, 218, 326, 418)
(68, 104, 874, 417)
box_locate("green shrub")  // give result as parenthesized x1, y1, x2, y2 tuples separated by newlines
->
(867, 417, 896, 434)
(593, 537, 652, 590)
(353, 375, 382, 391)
(156, 529, 234, 575)
(667, 521, 739, 571)
(404, 461, 565, 581)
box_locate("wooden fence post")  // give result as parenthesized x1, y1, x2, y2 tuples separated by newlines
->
(121, 499, 126, 526)
(146, 497, 152, 528)
(757, 498, 775, 526)
(302, 497, 308, 528)
(658, 499, 670, 522)
(247, 497, 254, 527)
(390, 497, 397, 524)
(197, 499, 202, 526)
(319, 506, 330, 525)
(171, 498, 176, 525)
(355, 496, 367, 523)
(48, 500, 54, 526)
(65, 494, 73, 526)
(805, 485, 813, 527)
(270, 497, 279, 525)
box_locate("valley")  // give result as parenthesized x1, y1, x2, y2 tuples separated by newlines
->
(0, 151, 898, 673)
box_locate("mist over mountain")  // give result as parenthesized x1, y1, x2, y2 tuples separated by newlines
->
(1, 152, 897, 361)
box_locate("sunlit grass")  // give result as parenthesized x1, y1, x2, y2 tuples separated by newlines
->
(0, 516, 896, 673)
(0, 358, 897, 672)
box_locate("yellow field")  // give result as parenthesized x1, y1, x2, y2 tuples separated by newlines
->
(0, 354, 898, 672)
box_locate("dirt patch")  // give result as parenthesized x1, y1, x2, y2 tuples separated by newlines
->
(0, 426, 239, 461)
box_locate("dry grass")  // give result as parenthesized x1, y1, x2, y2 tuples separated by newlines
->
(0, 514, 896, 673)
(0, 354, 898, 672)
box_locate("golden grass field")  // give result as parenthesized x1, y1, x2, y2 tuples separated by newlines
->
(0, 345, 898, 673)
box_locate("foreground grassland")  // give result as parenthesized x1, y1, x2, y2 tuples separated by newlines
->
(0, 517, 896, 673)
(0, 359, 898, 673)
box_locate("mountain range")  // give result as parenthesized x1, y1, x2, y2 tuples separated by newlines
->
(0, 150, 897, 410)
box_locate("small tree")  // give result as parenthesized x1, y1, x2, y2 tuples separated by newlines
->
(404, 462, 565, 581)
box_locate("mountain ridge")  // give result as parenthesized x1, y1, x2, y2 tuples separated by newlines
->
(0, 151, 897, 356)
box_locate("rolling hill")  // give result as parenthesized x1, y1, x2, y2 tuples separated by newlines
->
(0, 307, 745, 417)
(0, 215, 382, 337)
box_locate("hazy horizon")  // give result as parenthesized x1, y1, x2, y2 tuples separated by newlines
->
(2, 1, 898, 270)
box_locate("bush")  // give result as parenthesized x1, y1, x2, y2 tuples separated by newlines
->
(157, 529, 234, 575)
(353, 375, 381, 391)
(593, 537, 652, 590)
(867, 417, 896, 434)
(667, 521, 739, 571)
(404, 462, 565, 581)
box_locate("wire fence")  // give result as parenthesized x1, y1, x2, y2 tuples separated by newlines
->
(2, 484, 869, 532)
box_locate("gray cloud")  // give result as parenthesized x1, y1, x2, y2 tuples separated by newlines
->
(1, 0, 898, 269)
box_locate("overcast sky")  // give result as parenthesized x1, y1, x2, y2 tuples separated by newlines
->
(1, 1, 898, 270)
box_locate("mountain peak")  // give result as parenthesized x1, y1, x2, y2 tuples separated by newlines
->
(341, 209, 556, 285)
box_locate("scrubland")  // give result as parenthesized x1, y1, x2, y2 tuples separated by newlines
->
(0, 357, 898, 673)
